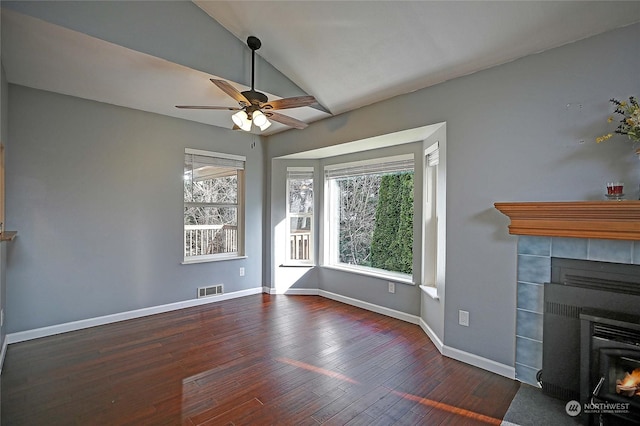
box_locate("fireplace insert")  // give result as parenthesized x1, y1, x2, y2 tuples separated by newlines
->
(541, 258, 640, 404)
(580, 309, 640, 425)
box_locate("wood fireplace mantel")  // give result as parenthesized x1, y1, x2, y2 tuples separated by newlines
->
(494, 201, 640, 241)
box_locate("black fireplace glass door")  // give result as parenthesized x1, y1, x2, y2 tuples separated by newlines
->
(599, 348, 640, 414)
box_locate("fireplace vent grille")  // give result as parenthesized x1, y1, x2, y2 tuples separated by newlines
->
(564, 274, 640, 295)
(545, 301, 580, 318)
(541, 381, 579, 402)
(593, 323, 640, 347)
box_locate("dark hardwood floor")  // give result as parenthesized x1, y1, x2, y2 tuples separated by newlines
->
(1, 294, 519, 425)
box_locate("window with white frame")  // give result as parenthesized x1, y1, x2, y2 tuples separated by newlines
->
(324, 154, 414, 277)
(286, 167, 314, 264)
(183, 149, 245, 262)
(423, 142, 439, 287)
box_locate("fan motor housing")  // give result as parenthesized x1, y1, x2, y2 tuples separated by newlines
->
(242, 90, 268, 104)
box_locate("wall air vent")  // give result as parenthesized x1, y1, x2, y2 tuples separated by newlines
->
(197, 284, 223, 298)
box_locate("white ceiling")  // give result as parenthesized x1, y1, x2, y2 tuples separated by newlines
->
(2, 1, 640, 136)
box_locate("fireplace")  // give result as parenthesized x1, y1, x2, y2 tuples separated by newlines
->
(494, 201, 640, 387)
(580, 308, 640, 425)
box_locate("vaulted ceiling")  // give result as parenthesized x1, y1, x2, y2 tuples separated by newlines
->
(2, 1, 639, 135)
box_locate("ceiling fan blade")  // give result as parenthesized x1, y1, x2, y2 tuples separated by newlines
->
(176, 105, 241, 110)
(266, 111, 308, 130)
(210, 79, 251, 105)
(262, 96, 317, 110)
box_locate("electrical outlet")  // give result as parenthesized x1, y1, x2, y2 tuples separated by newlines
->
(459, 310, 469, 327)
(388, 282, 395, 293)
(239, 267, 245, 277)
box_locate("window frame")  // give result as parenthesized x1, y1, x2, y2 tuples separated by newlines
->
(322, 154, 415, 282)
(420, 137, 445, 299)
(285, 167, 315, 265)
(183, 148, 246, 264)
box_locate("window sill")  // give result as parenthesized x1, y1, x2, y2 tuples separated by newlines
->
(182, 255, 247, 265)
(420, 285, 439, 300)
(322, 264, 414, 285)
(280, 264, 316, 268)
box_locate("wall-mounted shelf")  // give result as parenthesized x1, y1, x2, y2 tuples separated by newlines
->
(494, 201, 640, 241)
(0, 231, 17, 242)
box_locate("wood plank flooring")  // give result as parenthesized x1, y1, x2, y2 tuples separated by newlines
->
(1, 294, 520, 425)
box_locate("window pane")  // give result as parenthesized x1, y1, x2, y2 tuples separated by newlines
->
(184, 172, 238, 204)
(288, 178, 313, 214)
(286, 169, 314, 264)
(333, 171, 413, 274)
(184, 206, 237, 226)
(290, 216, 311, 233)
(184, 206, 238, 257)
(337, 175, 380, 267)
(184, 156, 238, 204)
(289, 217, 311, 261)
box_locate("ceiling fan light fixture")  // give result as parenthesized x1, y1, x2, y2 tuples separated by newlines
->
(252, 110, 269, 127)
(232, 110, 251, 131)
(258, 119, 272, 131)
(231, 110, 247, 126)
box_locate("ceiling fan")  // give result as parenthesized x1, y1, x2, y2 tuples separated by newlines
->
(176, 36, 317, 132)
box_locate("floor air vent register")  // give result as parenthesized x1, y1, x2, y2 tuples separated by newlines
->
(198, 284, 224, 298)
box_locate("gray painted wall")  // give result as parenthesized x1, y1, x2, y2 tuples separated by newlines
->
(1, 64, 8, 347)
(6, 85, 263, 333)
(267, 23, 640, 367)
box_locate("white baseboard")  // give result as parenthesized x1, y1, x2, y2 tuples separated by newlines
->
(319, 290, 421, 325)
(419, 317, 514, 379)
(264, 286, 320, 295)
(6, 287, 263, 344)
(442, 344, 516, 379)
(419, 318, 444, 353)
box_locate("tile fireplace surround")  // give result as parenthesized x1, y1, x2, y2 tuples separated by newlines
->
(495, 201, 640, 385)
